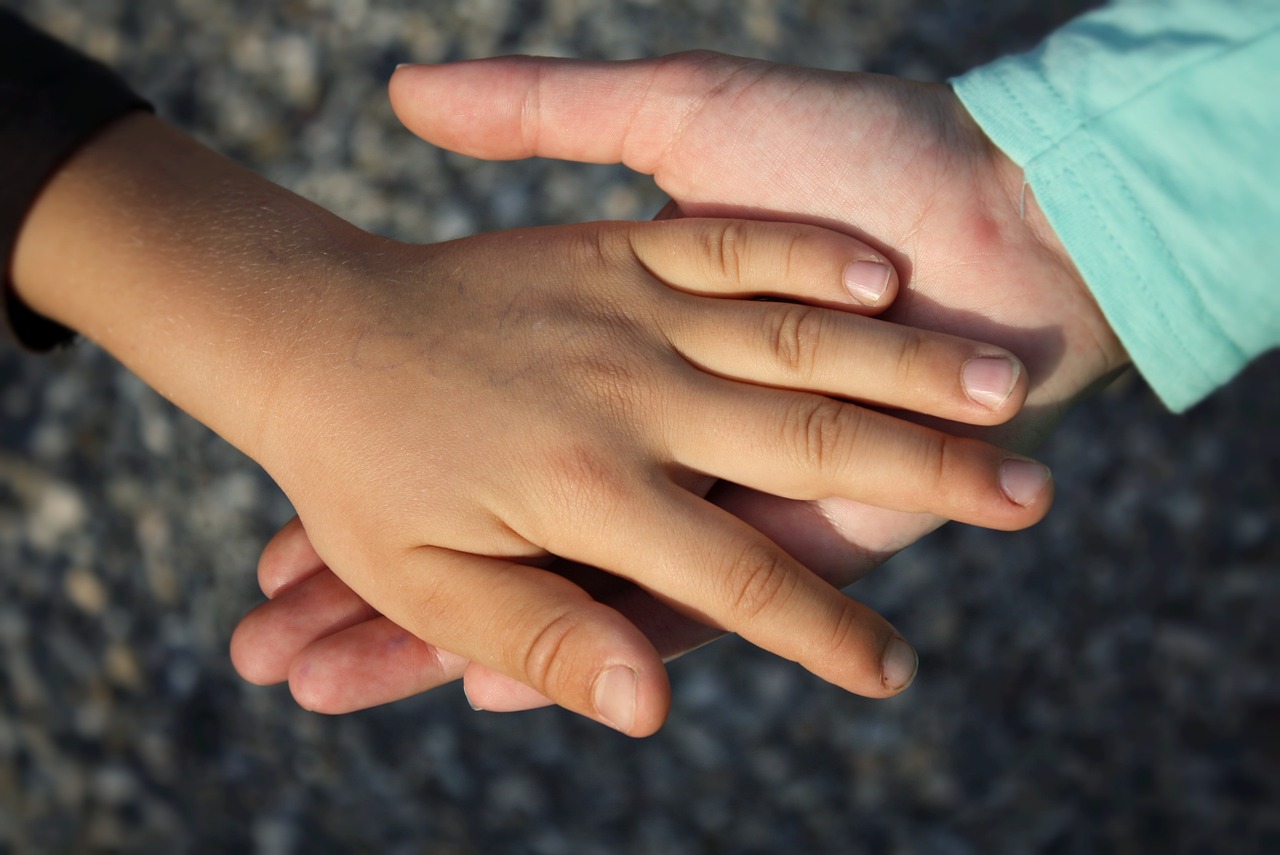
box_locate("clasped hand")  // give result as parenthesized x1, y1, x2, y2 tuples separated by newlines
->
(240, 212, 1047, 735)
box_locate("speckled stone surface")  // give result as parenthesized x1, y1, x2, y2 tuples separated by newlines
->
(1, 1, 1277, 852)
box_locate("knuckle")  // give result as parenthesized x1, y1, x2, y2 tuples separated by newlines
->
(255, 547, 286, 595)
(568, 225, 618, 269)
(908, 430, 953, 502)
(722, 542, 799, 625)
(518, 61, 544, 156)
(521, 608, 589, 697)
(529, 445, 632, 547)
(547, 448, 617, 509)
(395, 553, 449, 616)
(510, 353, 664, 548)
(669, 48, 728, 68)
(663, 50, 739, 90)
(706, 220, 747, 284)
(550, 312, 655, 416)
(786, 396, 859, 476)
(825, 600, 866, 661)
(766, 304, 826, 380)
(892, 330, 929, 385)
(781, 231, 807, 283)
(582, 351, 648, 414)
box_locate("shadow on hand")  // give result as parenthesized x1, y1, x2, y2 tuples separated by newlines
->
(547, 201, 1120, 660)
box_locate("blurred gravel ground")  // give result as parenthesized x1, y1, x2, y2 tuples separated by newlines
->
(1, 1, 1277, 852)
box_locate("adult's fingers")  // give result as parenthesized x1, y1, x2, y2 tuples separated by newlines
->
(256, 515, 326, 598)
(287, 616, 472, 714)
(230, 567, 377, 686)
(235, 513, 377, 687)
(461, 661, 554, 713)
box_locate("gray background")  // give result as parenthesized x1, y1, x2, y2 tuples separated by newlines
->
(1, 1, 1277, 852)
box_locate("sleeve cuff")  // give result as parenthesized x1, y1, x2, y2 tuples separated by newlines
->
(0, 11, 151, 351)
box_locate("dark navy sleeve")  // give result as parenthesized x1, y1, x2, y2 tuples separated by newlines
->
(1, 10, 150, 351)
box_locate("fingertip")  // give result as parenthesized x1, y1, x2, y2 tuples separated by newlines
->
(600, 660, 671, 738)
(461, 663, 555, 712)
(388, 60, 430, 86)
(961, 354, 1027, 422)
(257, 515, 324, 598)
(466, 656, 670, 736)
(842, 259, 896, 310)
(228, 604, 286, 686)
(287, 654, 331, 713)
(285, 640, 380, 714)
(564, 636, 670, 736)
(523, 602, 670, 735)
(592, 665, 638, 733)
(384, 549, 671, 734)
(789, 228, 901, 313)
(388, 62, 443, 131)
(880, 636, 919, 694)
(652, 198, 682, 221)
(802, 599, 919, 700)
(998, 458, 1054, 513)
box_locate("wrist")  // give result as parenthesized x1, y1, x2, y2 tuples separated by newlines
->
(11, 111, 386, 459)
(965, 103, 1132, 386)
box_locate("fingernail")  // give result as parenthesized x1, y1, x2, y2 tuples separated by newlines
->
(999, 458, 1052, 507)
(882, 637, 918, 692)
(963, 356, 1020, 409)
(843, 260, 892, 304)
(394, 63, 414, 71)
(463, 687, 483, 712)
(593, 666, 637, 734)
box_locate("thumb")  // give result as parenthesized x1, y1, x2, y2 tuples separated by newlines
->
(388, 52, 747, 177)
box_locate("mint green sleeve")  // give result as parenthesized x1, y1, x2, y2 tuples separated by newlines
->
(951, 0, 1280, 412)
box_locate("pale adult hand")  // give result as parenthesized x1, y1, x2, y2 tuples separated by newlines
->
(232, 52, 1128, 715)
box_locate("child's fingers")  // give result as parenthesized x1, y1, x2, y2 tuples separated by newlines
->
(286, 616, 472, 714)
(622, 218, 898, 311)
(360, 547, 672, 736)
(619, 217, 1024, 425)
(668, 380, 1053, 530)
(528, 486, 916, 700)
(671, 297, 1027, 425)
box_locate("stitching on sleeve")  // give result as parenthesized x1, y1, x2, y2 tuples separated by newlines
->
(1060, 149, 1227, 391)
(990, 64, 1051, 160)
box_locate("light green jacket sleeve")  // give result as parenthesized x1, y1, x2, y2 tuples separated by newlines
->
(951, 0, 1280, 411)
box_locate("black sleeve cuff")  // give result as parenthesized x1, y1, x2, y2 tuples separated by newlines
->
(1, 10, 151, 351)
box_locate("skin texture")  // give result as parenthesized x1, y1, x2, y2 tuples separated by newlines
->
(11, 111, 1048, 736)
(230, 52, 1129, 723)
